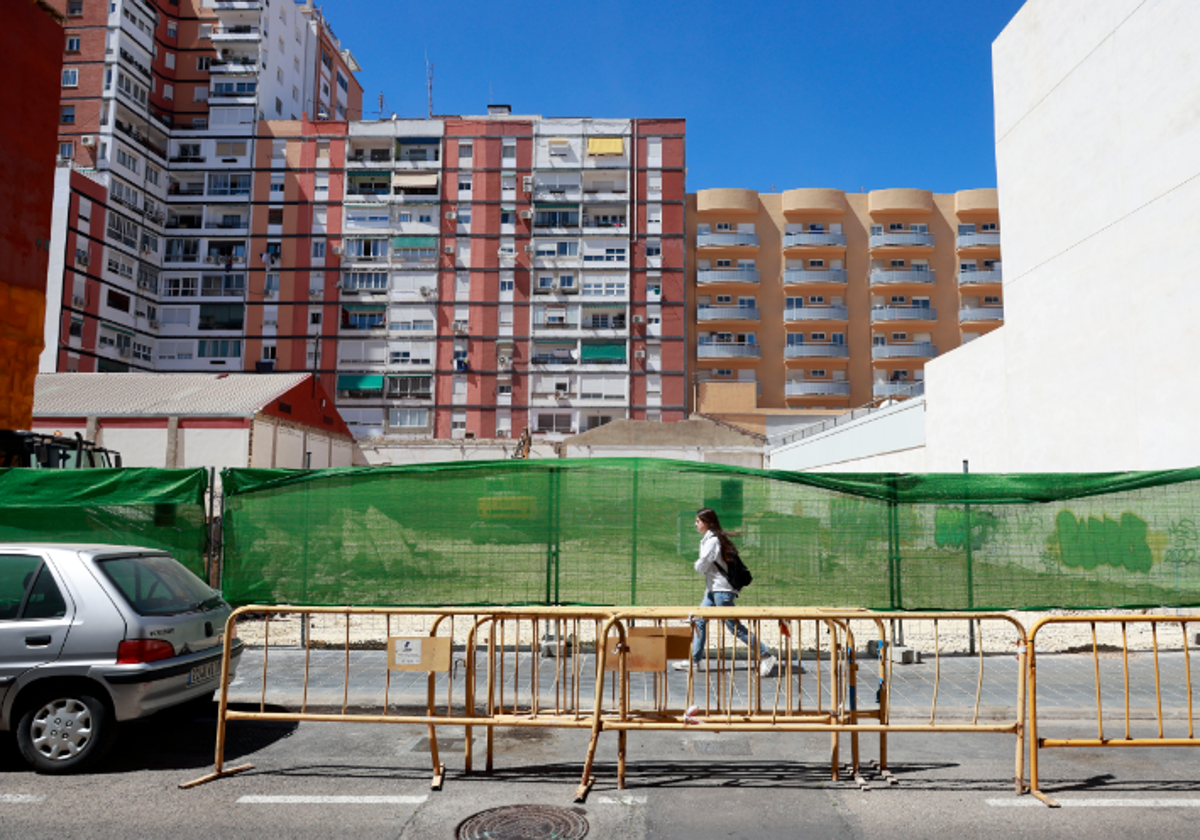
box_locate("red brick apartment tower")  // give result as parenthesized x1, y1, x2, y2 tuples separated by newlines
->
(1, 2, 63, 426)
(43, 0, 362, 376)
(254, 112, 686, 442)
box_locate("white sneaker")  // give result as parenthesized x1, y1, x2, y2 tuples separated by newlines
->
(759, 655, 779, 678)
(673, 659, 695, 672)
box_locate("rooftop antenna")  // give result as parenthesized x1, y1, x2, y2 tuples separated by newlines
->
(377, 92, 385, 120)
(489, 82, 493, 105)
(425, 53, 434, 118)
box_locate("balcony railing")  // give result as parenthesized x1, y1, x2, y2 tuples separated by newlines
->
(783, 268, 847, 285)
(531, 355, 578, 366)
(958, 267, 1003, 285)
(697, 232, 759, 248)
(869, 268, 935, 286)
(532, 320, 581, 331)
(959, 307, 1004, 322)
(697, 306, 760, 322)
(114, 119, 166, 160)
(783, 231, 847, 248)
(956, 232, 1001, 249)
(874, 381, 925, 399)
(211, 26, 261, 40)
(696, 268, 760, 284)
(869, 231, 934, 248)
(698, 342, 760, 359)
(870, 306, 937, 323)
(784, 306, 848, 322)
(786, 381, 851, 397)
(785, 344, 849, 359)
(871, 342, 937, 360)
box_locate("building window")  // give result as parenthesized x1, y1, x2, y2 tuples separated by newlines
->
(60, 106, 75, 125)
(458, 176, 472, 192)
(166, 20, 177, 38)
(106, 290, 131, 313)
(459, 142, 473, 161)
(67, 0, 82, 15)
(502, 142, 516, 160)
(162, 83, 174, 100)
(500, 279, 514, 292)
(61, 68, 79, 88)
(198, 340, 241, 358)
(313, 241, 326, 259)
(66, 35, 81, 52)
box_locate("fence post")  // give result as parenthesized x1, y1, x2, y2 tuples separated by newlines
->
(630, 459, 640, 606)
(964, 460, 976, 655)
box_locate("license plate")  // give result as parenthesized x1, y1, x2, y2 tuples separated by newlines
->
(188, 660, 221, 686)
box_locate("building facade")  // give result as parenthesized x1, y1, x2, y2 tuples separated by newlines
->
(256, 111, 687, 441)
(43, 0, 361, 373)
(687, 187, 1002, 414)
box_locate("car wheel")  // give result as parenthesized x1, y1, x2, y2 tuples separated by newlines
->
(15, 692, 117, 774)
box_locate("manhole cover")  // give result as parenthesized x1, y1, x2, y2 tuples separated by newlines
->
(456, 804, 589, 840)
(691, 739, 751, 756)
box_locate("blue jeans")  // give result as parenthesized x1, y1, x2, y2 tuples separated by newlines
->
(691, 590, 771, 661)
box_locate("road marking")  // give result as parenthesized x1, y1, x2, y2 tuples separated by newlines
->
(0, 794, 46, 804)
(237, 795, 429, 805)
(987, 798, 1200, 807)
(597, 795, 647, 805)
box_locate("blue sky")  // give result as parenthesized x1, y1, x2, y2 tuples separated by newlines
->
(319, 0, 1027, 194)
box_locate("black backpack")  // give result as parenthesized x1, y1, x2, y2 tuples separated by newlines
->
(718, 545, 753, 592)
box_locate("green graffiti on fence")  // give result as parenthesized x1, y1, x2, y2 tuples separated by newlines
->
(1050, 510, 1153, 573)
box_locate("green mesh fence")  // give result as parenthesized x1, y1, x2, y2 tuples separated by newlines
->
(0, 468, 210, 577)
(218, 460, 1200, 610)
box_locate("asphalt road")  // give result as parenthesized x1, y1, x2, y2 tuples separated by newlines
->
(3, 704, 1200, 839)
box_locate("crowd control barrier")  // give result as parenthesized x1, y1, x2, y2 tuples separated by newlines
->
(1027, 615, 1200, 806)
(182, 606, 1029, 800)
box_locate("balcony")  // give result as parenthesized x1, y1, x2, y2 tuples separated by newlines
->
(698, 342, 760, 359)
(783, 231, 847, 248)
(697, 232, 759, 248)
(532, 319, 582, 331)
(697, 306, 760, 322)
(869, 231, 934, 248)
(869, 268, 936, 287)
(870, 306, 937, 323)
(784, 344, 849, 359)
(871, 342, 937, 360)
(874, 381, 925, 399)
(959, 307, 1004, 322)
(786, 381, 851, 397)
(113, 119, 166, 161)
(208, 60, 258, 76)
(213, 0, 263, 9)
(345, 190, 391, 203)
(167, 183, 205, 198)
(783, 268, 847, 286)
(696, 268, 760, 284)
(956, 232, 1001, 249)
(348, 150, 395, 166)
(784, 306, 848, 323)
(211, 25, 261, 42)
(958, 267, 1003, 285)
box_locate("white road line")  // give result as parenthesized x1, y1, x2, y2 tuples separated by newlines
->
(237, 795, 428, 805)
(0, 794, 46, 804)
(597, 795, 647, 805)
(987, 798, 1200, 807)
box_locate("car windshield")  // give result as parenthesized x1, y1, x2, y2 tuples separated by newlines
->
(96, 554, 219, 617)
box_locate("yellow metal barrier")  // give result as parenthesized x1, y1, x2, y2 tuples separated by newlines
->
(181, 605, 1028, 801)
(1027, 615, 1200, 807)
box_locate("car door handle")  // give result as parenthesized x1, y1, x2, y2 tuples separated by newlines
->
(25, 635, 52, 647)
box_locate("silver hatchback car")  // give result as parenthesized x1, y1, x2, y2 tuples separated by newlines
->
(0, 544, 243, 773)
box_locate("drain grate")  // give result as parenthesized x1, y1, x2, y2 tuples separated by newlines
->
(456, 804, 589, 840)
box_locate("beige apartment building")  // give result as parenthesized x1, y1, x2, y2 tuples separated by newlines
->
(686, 187, 1001, 427)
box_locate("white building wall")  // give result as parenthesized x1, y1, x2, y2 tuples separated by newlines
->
(177, 427, 250, 470)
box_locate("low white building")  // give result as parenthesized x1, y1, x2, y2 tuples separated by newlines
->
(32, 372, 356, 471)
(772, 0, 1200, 473)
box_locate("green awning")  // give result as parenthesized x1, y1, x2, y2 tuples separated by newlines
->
(392, 236, 438, 248)
(337, 374, 384, 391)
(500, 204, 516, 212)
(580, 343, 626, 362)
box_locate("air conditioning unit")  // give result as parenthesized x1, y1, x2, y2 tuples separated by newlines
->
(453, 320, 468, 334)
(80, 135, 95, 147)
(523, 244, 535, 253)
(445, 211, 457, 220)
(331, 245, 344, 255)
(309, 289, 322, 298)
(496, 430, 509, 439)
(519, 210, 533, 220)
(443, 245, 455, 254)
(419, 286, 433, 298)
(498, 355, 511, 366)
(550, 282, 560, 291)
(634, 349, 646, 359)
(72, 295, 86, 307)
(76, 254, 89, 266)
(632, 315, 644, 324)
(148, 319, 160, 329)
(204, 255, 219, 264)
(522, 176, 533, 192)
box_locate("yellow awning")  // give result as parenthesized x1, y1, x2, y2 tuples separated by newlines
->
(392, 173, 439, 188)
(588, 137, 624, 155)
(547, 137, 570, 145)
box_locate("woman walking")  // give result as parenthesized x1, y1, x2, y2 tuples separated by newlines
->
(675, 508, 778, 677)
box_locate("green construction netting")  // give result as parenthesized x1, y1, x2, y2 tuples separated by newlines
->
(0, 468, 210, 577)
(217, 460, 1200, 610)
